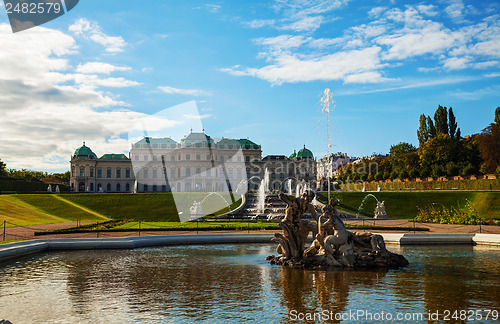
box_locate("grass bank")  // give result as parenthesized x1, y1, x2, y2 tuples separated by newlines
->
(317, 191, 500, 220)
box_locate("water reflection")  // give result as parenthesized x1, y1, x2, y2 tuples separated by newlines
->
(0, 244, 498, 323)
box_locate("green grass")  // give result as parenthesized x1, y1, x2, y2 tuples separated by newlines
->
(0, 240, 23, 245)
(62, 192, 241, 222)
(317, 192, 500, 220)
(13, 194, 108, 222)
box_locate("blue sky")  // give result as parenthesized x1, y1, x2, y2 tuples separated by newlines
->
(0, 0, 499, 172)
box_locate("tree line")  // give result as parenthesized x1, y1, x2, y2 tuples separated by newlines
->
(0, 161, 70, 183)
(337, 106, 500, 181)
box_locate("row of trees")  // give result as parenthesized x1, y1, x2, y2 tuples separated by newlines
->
(337, 106, 500, 181)
(0, 159, 70, 183)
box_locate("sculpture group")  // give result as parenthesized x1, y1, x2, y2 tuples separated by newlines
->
(267, 191, 408, 269)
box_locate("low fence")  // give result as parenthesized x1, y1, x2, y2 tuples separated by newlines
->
(2, 219, 499, 243)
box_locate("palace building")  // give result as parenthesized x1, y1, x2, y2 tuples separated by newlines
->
(69, 131, 316, 193)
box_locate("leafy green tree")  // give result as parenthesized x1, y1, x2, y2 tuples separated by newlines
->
(448, 107, 459, 138)
(409, 168, 419, 178)
(445, 162, 459, 177)
(495, 106, 500, 124)
(0, 159, 6, 176)
(374, 172, 383, 181)
(419, 134, 460, 172)
(417, 114, 430, 147)
(431, 165, 445, 178)
(427, 116, 436, 138)
(461, 164, 476, 177)
(389, 142, 418, 174)
(477, 123, 500, 173)
(434, 105, 449, 135)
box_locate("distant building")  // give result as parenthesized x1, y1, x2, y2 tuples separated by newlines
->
(316, 152, 354, 190)
(69, 143, 134, 193)
(70, 132, 316, 193)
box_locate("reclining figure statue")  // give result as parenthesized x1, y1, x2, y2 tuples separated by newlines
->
(268, 196, 408, 269)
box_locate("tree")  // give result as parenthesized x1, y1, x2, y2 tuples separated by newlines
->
(495, 106, 500, 124)
(427, 116, 436, 138)
(477, 123, 500, 173)
(417, 114, 430, 147)
(419, 134, 460, 172)
(434, 105, 449, 135)
(448, 107, 458, 138)
(389, 142, 418, 174)
(0, 159, 6, 176)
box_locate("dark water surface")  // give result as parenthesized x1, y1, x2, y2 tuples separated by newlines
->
(0, 244, 498, 323)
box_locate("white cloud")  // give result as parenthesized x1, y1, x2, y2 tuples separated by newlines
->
(244, 19, 275, 29)
(278, 16, 324, 32)
(0, 23, 158, 171)
(76, 62, 131, 74)
(222, 46, 385, 85)
(158, 86, 212, 96)
(206, 4, 221, 13)
(69, 18, 126, 53)
(445, 0, 465, 20)
(450, 85, 500, 100)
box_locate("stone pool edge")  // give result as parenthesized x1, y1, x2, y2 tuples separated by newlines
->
(1, 233, 499, 264)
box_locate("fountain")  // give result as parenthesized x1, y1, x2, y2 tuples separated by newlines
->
(286, 178, 293, 195)
(267, 193, 407, 269)
(357, 193, 379, 218)
(257, 169, 270, 214)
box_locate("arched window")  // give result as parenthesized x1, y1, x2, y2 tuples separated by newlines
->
(106, 183, 111, 192)
(117, 183, 121, 192)
(126, 183, 130, 192)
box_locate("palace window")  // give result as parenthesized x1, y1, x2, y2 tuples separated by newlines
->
(125, 169, 131, 178)
(153, 169, 158, 178)
(186, 154, 190, 161)
(143, 169, 148, 179)
(79, 167, 85, 177)
(126, 183, 130, 191)
(144, 155, 148, 161)
(117, 183, 121, 192)
(106, 183, 111, 192)
(116, 169, 121, 178)
(186, 168, 191, 177)
(106, 168, 112, 178)
(90, 168, 94, 177)
(97, 169, 102, 178)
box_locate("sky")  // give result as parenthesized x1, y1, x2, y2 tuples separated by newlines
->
(0, 0, 499, 172)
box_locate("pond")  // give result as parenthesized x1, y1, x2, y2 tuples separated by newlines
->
(0, 244, 499, 323)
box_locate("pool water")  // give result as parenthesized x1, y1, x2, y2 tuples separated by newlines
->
(0, 244, 498, 323)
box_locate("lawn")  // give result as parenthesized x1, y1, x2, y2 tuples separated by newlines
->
(62, 192, 241, 222)
(13, 194, 108, 222)
(317, 191, 500, 220)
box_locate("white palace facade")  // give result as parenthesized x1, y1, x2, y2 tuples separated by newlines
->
(70, 131, 316, 193)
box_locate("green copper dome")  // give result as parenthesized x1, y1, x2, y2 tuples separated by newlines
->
(289, 150, 297, 159)
(296, 145, 314, 160)
(73, 143, 97, 159)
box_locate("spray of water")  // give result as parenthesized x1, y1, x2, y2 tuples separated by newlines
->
(320, 88, 335, 200)
(257, 169, 270, 214)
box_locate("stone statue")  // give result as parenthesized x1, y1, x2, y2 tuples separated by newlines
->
(267, 197, 408, 269)
(374, 201, 388, 219)
(272, 191, 318, 262)
(190, 201, 203, 215)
